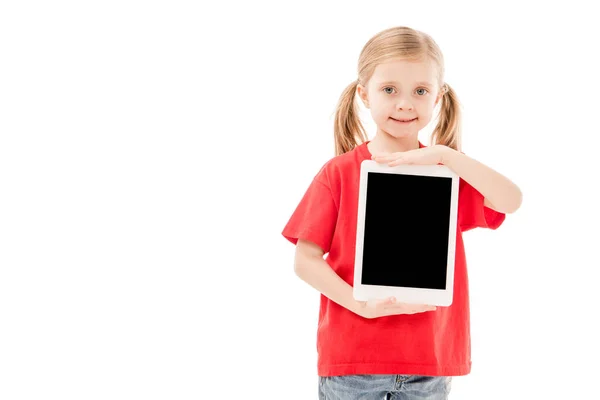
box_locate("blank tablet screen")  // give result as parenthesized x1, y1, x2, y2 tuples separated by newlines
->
(361, 172, 452, 290)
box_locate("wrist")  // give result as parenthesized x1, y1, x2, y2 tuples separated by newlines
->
(354, 299, 377, 319)
(351, 299, 367, 317)
(440, 146, 459, 166)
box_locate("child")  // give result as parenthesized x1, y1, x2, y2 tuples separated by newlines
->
(282, 26, 522, 399)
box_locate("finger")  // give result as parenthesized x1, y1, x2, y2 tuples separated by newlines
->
(372, 152, 402, 160)
(410, 303, 436, 310)
(372, 155, 396, 163)
(388, 158, 407, 166)
(381, 306, 422, 316)
(380, 296, 396, 306)
(390, 155, 417, 165)
(413, 305, 437, 312)
(371, 297, 396, 309)
(371, 152, 392, 158)
(386, 303, 436, 313)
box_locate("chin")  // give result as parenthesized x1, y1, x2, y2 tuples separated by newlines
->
(384, 127, 416, 139)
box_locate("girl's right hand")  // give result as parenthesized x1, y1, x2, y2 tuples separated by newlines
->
(355, 297, 436, 319)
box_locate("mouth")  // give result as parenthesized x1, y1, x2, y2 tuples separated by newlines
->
(391, 117, 417, 123)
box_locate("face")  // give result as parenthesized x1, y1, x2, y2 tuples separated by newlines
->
(357, 57, 443, 141)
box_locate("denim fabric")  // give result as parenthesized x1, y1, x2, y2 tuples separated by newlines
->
(319, 374, 451, 400)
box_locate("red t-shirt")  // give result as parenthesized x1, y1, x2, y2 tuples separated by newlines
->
(282, 141, 505, 377)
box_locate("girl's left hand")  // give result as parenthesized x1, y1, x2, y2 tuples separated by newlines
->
(371, 144, 451, 166)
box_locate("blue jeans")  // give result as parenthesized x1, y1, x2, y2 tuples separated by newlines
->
(318, 374, 452, 400)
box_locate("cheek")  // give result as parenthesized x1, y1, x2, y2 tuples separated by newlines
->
(368, 101, 389, 119)
(372, 109, 392, 123)
(418, 101, 436, 116)
(371, 99, 395, 117)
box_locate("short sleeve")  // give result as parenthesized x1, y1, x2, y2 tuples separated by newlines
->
(281, 177, 338, 254)
(458, 178, 506, 232)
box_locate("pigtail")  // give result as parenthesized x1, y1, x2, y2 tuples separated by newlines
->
(333, 80, 368, 156)
(431, 83, 462, 152)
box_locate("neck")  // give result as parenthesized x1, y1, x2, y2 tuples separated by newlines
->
(367, 130, 420, 155)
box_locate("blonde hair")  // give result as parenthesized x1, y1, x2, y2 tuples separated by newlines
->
(333, 26, 462, 156)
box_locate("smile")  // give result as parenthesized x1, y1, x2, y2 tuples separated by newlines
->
(391, 117, 416, 123)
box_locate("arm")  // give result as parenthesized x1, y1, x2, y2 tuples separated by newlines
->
(294, 239, 361, 315)
(294, 239, 438, 316)
(442, 147, 523, 214)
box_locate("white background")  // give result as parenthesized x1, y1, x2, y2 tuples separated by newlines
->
(1, 1, 599, 399)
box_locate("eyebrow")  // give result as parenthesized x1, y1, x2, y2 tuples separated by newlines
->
(377, 80, 435, 88)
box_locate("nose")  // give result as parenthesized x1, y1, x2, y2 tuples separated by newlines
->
(395, 95, 413, 111)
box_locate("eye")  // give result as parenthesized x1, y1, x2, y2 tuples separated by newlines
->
(383, 86, 395, 95)
(416, 88, 429, 95)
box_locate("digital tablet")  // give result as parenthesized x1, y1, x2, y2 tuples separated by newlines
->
(353, 160, 459, 306)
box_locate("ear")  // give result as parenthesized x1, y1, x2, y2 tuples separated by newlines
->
(356, 84, 370, 109)
(434, 92, 443, 107)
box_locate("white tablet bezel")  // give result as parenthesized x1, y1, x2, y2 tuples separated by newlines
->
(353, 160, 460, 306)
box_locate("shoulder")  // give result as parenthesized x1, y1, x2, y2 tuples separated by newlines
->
(314, 144, 366, 188)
